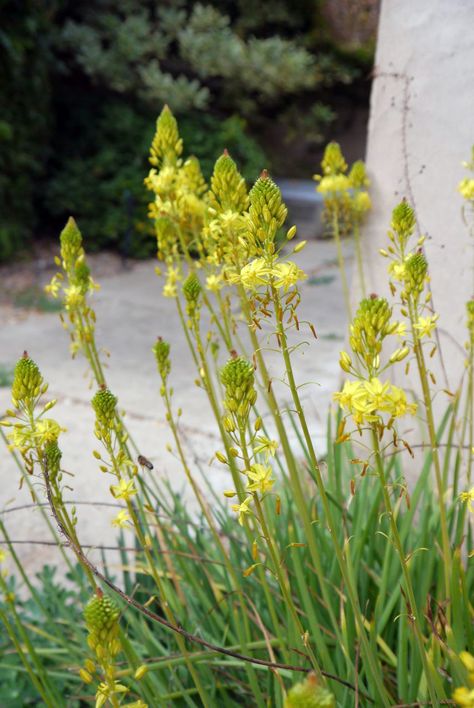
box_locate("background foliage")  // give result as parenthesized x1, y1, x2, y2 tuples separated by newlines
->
(0, 0, 377, 259)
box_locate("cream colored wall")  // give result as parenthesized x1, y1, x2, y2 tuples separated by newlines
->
(363, 0, 474, 393)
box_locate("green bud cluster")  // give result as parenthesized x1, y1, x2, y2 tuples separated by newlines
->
(181, 156, 207, 198)
(84, 592, 121, 657)
(284, 674, 336, 707)
(220, 356, 257, 421)
(404, 252, 428, 297)
(391, 201, 416, 242)
(321, 142, 347, 176)
(92, 388, 118, 428)
(12, 353, 44, 405)
(153, 338, 171, 382)
(44, 439, 62, 483)
(60, 217, 83, 269)
(348, 160, 369, 188)
(350, 297, 394, 365)
(182, 272, 202, 318)
(247, 171, 288, 255)
(209, 152, 249, 214)
(149, 105, 183, 168)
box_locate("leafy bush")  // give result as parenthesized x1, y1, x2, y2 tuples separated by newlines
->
(0, 2, 53, 260)
(1, 1, 372, 260)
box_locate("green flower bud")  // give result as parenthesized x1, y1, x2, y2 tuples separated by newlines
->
(149, 105, 183, 168)
(348, 159, 369, 188)
(84, 593, 120, 634)
(12, 353, 44, 404)
(391, 201, 416, 240)
(285, 673, 335, 707)
(44, 439, 62, 482)
(221, 356, 256, 421)
(60, 217, 83, 267)
(182, 272, 202, 318)
(350, 297, 393, 367)
(247, 171, 288, 254)
(404, 252, 428, 296)
(92, 387, 117, 426)
(221, 356, 254, 390)
(182, 273, 201, 303)
(153, 338, 171, 382)
(181, 156, 207, 197)
(321, 142, 347, 176)
(209, 151, 249, 214)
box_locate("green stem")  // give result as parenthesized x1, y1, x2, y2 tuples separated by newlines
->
(407, 299, 451, 608)
(353, 221, 366, 298)
(370, 428, 444, 705)
(332, 209, 352, 321)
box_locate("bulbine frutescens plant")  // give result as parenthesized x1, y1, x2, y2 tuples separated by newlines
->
(0, 108, 473, 708)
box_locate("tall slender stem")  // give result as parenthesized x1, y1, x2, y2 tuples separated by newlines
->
(333, 209, 352, 321)
(370, 428, 444, 704)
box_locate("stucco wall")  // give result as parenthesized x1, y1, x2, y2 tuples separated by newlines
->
(363, 0, 474, 392)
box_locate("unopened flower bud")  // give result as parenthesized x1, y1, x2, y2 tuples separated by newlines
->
(92, 387, 117, 427)
(339, 351, 352, 373)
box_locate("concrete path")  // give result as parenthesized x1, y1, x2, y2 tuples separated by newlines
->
(0, 238, 353, 578)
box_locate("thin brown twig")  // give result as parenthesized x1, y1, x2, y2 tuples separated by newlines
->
(0, 539, 226, 566)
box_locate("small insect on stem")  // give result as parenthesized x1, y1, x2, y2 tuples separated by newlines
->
(138, 455, 154, 470)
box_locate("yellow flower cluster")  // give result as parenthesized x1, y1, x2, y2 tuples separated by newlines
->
(314, 143, 371, 233)
(228, 257, 307, 293)
(145, 107, 208, 263)
(334, 377, 417, 426)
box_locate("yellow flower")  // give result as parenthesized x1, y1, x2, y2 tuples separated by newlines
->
(334, 378, 416, 424)
(111, 479, 137, 502)
(414, 314, 439, 338)
(111, 510, 131, 528)
(333, 380, 366, 412)
(388, 260, 407, 282)
(272, 261, 307, 292)
(45, 274, 62, 298)
(35, 419, 65, 444)
(163, 282, 177, 298)
(253, 436, 279, 460)
(316, 174, 351, 195)
(460, 487, 474, 512)
(453, 686, 474, 707)
(162, 265, 181, 298)
(459, 178, 474, 201)
(363, 378, 391, 411)
(384, 386, 417, 418)
(205, 273, 223, 292)
(64, 285, 85, 310)
(231, 496, 253, 525)
(0, 549, 8, 564)
(393, 322, 407, 338)
(239, 258, 270, 290)
(246, 464, 274, 494)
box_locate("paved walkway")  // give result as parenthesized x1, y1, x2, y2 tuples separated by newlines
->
(0, 239, 353, 577)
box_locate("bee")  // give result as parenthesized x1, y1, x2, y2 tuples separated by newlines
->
(137, 455, 154, 470)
